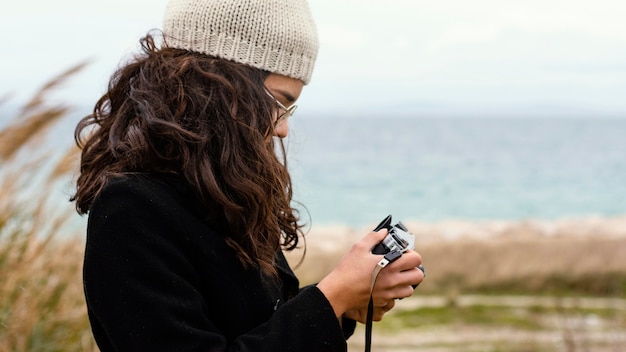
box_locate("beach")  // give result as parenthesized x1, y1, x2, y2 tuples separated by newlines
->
(287, 216, 626, 288)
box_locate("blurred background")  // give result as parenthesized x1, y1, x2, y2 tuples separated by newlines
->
(3, 0, 626, 116)
(1, 0, 625, 351)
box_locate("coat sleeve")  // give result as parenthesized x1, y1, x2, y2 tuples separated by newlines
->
(299, 284, 357, 339)
(83, 177, 349, 352)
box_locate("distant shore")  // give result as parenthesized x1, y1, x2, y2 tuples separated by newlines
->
(287, 215, 626, 294)
(298, 214, 626, 250)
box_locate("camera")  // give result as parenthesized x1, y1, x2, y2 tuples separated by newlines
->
(371, 214, 415, 255)
(371, 215, 422, 289)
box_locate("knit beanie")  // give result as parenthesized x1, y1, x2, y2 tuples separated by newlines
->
(162, 0, 319, 84)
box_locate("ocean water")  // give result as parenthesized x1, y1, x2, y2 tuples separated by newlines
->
(286, 116, 626, 227)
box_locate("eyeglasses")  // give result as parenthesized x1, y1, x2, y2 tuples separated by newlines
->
(265, 89, 298, 122)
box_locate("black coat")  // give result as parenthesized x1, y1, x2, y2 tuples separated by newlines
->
(83, 174, 355, 351)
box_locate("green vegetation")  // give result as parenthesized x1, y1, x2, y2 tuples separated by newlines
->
(389, 304, 544, 330)
(383, 302, 625, 331)
(351, 296, 626, 351)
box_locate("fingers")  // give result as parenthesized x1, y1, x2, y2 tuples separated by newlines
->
(346, 301, 396, 323)
(381, 300, 395, 312)
(379, 250, 424, 287)
(374, 261, 426, 301)
(387, 249, 422, 271)
(321, 229, 423, 317)
(372, 300, 395, 321)
(374, 285, 414, 303)
(344, 302, 395, 323)
(400, 265, 426, 287)
(362, 228, 389, 248)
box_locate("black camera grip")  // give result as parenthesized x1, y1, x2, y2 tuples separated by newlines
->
(371, 214, 393, 254)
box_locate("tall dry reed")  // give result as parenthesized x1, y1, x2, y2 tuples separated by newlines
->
(0, 63, 97, 352)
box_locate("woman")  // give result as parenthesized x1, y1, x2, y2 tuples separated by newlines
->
(72, 0, 424, 351)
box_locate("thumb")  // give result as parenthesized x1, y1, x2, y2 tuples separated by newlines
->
(363, 228, 388, 247)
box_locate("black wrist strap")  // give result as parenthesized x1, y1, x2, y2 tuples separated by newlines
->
(365, 296, 375, 352)
(365, 250, 403, 352)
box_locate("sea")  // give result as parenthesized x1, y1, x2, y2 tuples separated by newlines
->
(285, 115, 626, 228)
(8, 107, 623, 230)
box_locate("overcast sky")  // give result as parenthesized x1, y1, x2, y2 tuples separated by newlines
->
(2, 0, 626, 117)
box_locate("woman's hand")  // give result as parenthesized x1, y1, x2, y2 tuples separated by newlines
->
(343, 300, 395, 323)
(370, 249, 423, 306)
(316, 229, 424, 319)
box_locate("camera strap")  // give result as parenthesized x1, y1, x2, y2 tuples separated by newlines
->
(365, 250, 403, 352)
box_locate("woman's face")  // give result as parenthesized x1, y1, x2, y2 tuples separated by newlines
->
(264, 73, 304, 138)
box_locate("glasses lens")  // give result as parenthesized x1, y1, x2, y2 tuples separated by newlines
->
(277, 104, 297, 121)
(266, 89, 297, 122)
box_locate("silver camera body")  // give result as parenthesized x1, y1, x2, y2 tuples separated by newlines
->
(371, 215, 415, 255)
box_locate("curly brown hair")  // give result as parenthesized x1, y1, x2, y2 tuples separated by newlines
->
(72, 34, 304, 276)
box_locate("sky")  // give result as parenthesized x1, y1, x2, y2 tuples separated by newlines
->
(1, 0, 626, 117)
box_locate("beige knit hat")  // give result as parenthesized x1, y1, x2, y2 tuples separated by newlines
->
(162, 0, 319, 84)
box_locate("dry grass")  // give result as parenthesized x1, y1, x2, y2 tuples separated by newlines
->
(0, 64, 96, 352)
(289, 222, 626, 297)
(420, 236, 626, 296)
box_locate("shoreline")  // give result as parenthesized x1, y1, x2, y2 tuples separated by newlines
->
(286, 215, 626, 290)
(300, 214, 626, 250)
